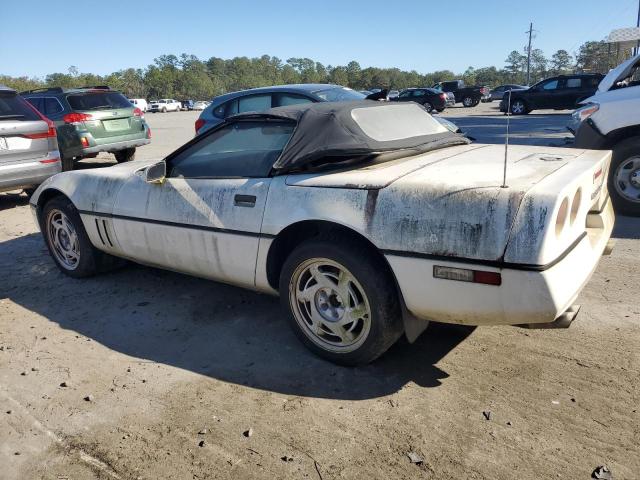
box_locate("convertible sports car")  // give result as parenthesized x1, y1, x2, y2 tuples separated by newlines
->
(30, 101, 614, 365)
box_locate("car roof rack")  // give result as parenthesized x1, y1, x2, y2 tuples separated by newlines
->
(77, 85, 111, 90)
(20, 86, 64, 95)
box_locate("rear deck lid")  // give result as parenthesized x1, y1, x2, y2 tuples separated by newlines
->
(66, 91, 140, 138)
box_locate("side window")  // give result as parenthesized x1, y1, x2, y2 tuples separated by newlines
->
(411, 90, 425, 97)
(213, 101, 229, 119)
(44, 98, 64, 115)
(494, 86, 504, 93)
(587, 77, 602, 88)
(169, 120, 295, 178)
(238, 94, 272, 113)
(26, 97, 44, 114)
(275, 93, 313, 107)
(398, 91, 411, 98)
(565, 78, 582, 89)
(542, 80, 559, 90)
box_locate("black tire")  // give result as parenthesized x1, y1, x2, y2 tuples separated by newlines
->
(462, 96, 475, 107)
(40, 196, 125, 278)
(422, 102, 433, 113)
(609, 137, 640, 216)
(115, 148, 136, 163)
(161, 107, 167, 113)
(279, 235, 404, 366)
(436, 107, 445, 113)
(510, 99, 529, 115)
(61, 154, 74, 172)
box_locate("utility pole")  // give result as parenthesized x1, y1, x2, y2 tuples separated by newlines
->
(526, 22, 533, 86)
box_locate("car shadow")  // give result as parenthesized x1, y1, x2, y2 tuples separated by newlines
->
(0, 191, 29, 211)
(0, 233, 474, 400)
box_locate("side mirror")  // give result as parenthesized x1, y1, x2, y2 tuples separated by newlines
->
(144, 161, 166, 184)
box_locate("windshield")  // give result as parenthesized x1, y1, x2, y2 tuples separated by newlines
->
(313, 87, 366, 102)
(67, 92, 132, 111)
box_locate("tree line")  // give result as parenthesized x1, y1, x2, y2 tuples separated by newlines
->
(1, 40, 630, 100)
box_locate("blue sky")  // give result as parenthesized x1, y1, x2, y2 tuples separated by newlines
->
(1, 0, 638, 78)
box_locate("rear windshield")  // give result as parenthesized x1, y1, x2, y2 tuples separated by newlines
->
(312, 87, 366, 102)
(351, 103, 447, 141)
(67, 92, 132, 111)
(0, 93, 40, 121)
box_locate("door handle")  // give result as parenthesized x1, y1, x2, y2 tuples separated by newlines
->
(234, 194, 256, 207)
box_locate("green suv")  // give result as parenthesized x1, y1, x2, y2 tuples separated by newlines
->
(21, 86, 150, 170)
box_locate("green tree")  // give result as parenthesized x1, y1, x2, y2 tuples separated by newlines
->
(550, 49, 573, 75)
(504, 50, 526, 83)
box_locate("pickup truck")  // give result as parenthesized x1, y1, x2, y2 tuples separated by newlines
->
(432, 80, 490, 107)
(148, 99, 181, 113)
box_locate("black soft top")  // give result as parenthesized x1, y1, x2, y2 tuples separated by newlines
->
(228, 101, 469, 172)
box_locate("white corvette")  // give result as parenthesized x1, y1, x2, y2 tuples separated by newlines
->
(30, 101, 614, 365)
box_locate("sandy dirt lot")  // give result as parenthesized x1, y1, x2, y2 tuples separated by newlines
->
(1, 106, 639, 480)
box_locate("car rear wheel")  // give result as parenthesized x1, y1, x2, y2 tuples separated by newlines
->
(161, 107, 167, 113)
(610, 138, 640, 216)
(115, 148, 136, 163)
(280, 237, 403, 366)
(462, 96, 475, 107)
(510, 99, 528, 115)
(41, 196, 125, 278)
(422, 102, 433, 113)
(61, 154, 74, 172)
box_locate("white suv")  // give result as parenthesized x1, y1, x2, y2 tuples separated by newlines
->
(148, 99, 181, 113)
(573, 53, 640, 216)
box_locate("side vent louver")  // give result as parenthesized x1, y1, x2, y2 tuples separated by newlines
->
(94, 218, 113, 247)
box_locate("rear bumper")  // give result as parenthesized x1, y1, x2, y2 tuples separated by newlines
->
(0, 154, 61, 192)
(386, 199, 614, 326)
(82, 137, 150, 155)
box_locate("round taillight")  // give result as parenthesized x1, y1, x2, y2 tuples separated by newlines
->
(570, 188, 582, 225)
(556, 197, 569, 237)
(133, 107, 143, 117)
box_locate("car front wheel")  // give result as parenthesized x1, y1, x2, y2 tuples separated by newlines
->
(41, 197, 124, 278)
(610, 138, 640, 216)
(280, 237, 403, 366)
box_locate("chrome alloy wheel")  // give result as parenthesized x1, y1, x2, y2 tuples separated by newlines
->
(614, 156, 640, 204)
(462, 97, 474, 107)
(511, 100, 525, 114)
(46, 209, 80, 270)
(289, 258, 371, 353)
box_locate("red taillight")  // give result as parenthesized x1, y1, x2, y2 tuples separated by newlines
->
(146, 127, 152, 139)
(22, 100, 57, 139)
(133, 107, 143, 117)
(440, 93, 446, 101)
(80, 137, 89, 147)
(433, 265, 502, 286)
(63, 112, 93, 124)
(472, 270, 502, 286)
(195, 118, 205, 134)
(40, 158, 60, 164)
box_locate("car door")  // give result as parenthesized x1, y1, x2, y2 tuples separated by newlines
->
(529, 78, 561, 109)
(395, 90, 412, 103)
(559, 77, 584, 108)
(111, 119, 295, 288)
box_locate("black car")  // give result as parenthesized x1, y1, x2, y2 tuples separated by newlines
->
(391, 88, 447, 113)
(500, 74, 603, 115)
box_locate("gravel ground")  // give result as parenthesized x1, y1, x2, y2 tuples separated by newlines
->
(1, 106, 638, 480)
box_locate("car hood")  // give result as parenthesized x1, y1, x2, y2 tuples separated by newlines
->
(597, 53, 640, 93)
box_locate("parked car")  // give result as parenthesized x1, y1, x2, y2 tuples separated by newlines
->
(391, 88, 447, 113)
(488, 84, 527, 102)
(192, 101, 208, 111)
(31, 101, 613, 365)
(499, 74, 603, 114)
(0, 85, 61, 193)
(432, 80, 490, 107)
(22, 86, 150, 171)
(388, 90, 400, 99)
(572, 53, 640, 216)
(194, 84, 368, 134)
(195, 84, 460, 136)
(443, 91, 456, 107)
(148, 99, 181, 113)
(128, 98, 148, 112)
(181, 100, 194, 111)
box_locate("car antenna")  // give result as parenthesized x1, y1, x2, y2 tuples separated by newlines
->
(501, 89, 512, 188)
